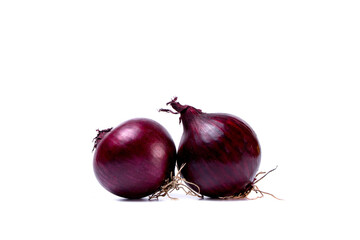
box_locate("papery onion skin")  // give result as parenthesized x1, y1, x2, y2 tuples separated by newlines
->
(93, 118, 176, 199)
(165, 99, 261, 198)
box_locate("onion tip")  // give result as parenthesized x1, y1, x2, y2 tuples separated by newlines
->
(92, 127, 112, 152)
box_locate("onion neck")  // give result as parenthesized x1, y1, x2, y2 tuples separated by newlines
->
(166, 98, 203, 130)
(92, 128, 112, 151)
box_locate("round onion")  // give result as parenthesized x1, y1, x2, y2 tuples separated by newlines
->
(93, 118, 176, 199)
(161, 98, 261, 198)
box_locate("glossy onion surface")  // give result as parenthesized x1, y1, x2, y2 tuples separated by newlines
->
(93, 118, 176, 199)
(164, 98, 261, 198)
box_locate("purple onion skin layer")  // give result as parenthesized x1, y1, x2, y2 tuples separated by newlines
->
(167, 99, 261, 198)
(93, 118, 176, 199)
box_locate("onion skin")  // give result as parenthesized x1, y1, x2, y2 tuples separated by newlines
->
(93, 118, 176, 199)
(165, 99, 261, 198)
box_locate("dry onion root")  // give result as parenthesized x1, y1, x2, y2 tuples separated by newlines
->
(149, 164, 203, 200)
(220, 166, 282, 200)
(150, 165, 280, 200)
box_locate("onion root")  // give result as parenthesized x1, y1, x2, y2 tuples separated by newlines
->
(149, 163, 204, 200)
(220, 166, 282, 200)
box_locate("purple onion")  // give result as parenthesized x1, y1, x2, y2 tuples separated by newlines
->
(93, 118, 176, 199)
(162, 98, 261, 198)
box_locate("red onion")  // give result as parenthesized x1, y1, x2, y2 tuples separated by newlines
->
(161, 98, 261, 198)
(93, 118, 176, 199)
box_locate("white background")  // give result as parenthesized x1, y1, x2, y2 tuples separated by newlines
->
(1, 1, 359, 239)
